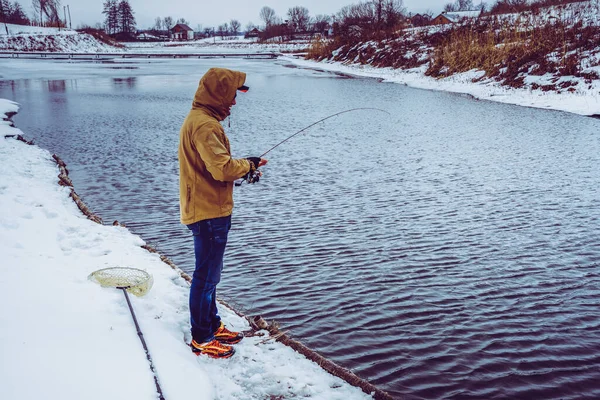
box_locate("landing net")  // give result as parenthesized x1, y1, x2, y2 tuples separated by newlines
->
(89, 267, 154, 297)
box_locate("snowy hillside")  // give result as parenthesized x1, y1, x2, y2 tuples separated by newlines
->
(0, 23, 121, 52)
(289, 0, 600, 117)
(123, 35, 309, 54)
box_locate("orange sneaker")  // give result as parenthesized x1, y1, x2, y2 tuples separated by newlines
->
(214, 322, 244, 345)
(191, 339, 235, 359)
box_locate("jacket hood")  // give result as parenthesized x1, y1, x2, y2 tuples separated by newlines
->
(192, 68, 246, 121)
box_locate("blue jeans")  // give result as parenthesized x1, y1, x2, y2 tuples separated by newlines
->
(187, 215, 231, 343)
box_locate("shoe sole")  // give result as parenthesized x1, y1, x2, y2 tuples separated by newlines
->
(190, 344, 235, 359)
(192, 348, 235, 359)
(215, 336, 243, 345)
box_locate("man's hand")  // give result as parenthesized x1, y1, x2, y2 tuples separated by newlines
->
(241, 157, 268, 185)
(246, 157, 268, 169)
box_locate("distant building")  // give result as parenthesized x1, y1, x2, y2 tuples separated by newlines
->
(410, 13, 431, 27)
(245, 27, 261, 39)
(170, 24, 194, 40)
(136, 32, 158, 41)
(431, 10, 482, 25)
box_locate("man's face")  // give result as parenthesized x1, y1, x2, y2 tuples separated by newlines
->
(228, 94, 237, 114)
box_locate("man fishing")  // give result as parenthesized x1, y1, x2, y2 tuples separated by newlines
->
(178, 67, 266, 358)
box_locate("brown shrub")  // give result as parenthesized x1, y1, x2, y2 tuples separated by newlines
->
(77, 28, 124, 48)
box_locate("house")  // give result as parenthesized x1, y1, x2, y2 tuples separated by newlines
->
(245, 27, 261, 39)
(136, 32, 158, 41)
(170, 23, 194, 40)
(410, 13, 431, 27)
(431, 10, 482, 25)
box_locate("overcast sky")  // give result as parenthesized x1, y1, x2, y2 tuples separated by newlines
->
(59, 0, 478, 30)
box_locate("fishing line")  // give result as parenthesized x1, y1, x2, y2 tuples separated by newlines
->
(236, 107, 390, 186)
(260, 107, 390, 158)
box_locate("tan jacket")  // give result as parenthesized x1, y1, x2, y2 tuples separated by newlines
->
(178, 68, 252, 225)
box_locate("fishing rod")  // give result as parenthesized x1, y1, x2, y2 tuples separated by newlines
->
(238, 108, 390, 185)
(260, 107, 390, 158)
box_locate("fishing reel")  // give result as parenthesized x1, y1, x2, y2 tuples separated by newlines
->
(246, 169, 262, 184)
(235, 169, 262, 186)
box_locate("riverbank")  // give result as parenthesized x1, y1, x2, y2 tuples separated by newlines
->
(0, 101, 374, 400)
(302, 1, 600, 117)
(283, 55, 600, 117)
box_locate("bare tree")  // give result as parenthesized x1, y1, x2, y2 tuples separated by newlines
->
(288, 6, 310, 32)
(259, 6, 276, 28)
(32, 0, 61, 26)
(457, 0, 474, 10)
(287, 6, 310, 32)
(313, 14, 330, 32)
(443, 2, 457, 11)
(217, 23, 230, 38)
(176, 17, 188, 25)
(46, 0, 61, 26)
(163, 16, 173, 30)
(334, 0, 404, 39)
(490, 0, 528, 13)
(154, 16, 162, 31)
(230, 19, 240, 35)
(382, 0, 404, 30)
(245, 21, 256, 32)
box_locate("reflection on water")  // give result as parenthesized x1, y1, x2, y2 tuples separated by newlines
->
(47, 79, 66, 92)
(2, 59, 600, 400)
(112, 77, 137, 88)
(1, 79, 80, 94)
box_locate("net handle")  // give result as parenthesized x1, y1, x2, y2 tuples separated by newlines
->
(120, 288, 165, 400)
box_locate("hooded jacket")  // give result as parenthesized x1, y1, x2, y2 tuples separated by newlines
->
(178, 68, 252, 225)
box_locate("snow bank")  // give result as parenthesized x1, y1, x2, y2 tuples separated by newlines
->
(0, 101, 373, 400)
(283, 56, 600, 117)
(0, 32, 121, 52)
(0, 23, 121, 52)
(122, 35, 309, 54)
(0, 98, 18, 125)
(1, 23, 75, 36)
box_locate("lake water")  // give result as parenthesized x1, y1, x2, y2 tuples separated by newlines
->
(2, 57, 600, 399)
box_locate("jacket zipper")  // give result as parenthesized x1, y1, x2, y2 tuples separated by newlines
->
(185, 185, 191, 214)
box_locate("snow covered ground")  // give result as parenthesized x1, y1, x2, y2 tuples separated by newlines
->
(0, 100, 373, 400)
(122, 35, 309, 54)
(283, 56, 600, 117)
(0, 23, 120, 52)
(1, 23, 75, 35)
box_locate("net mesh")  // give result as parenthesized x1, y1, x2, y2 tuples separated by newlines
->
(89, 267, 154, 297)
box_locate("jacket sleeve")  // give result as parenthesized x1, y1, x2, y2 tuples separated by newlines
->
(193, 127, 251, 182)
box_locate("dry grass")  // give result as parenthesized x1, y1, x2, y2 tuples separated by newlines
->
(77, 27, 124, 48)
(308, 1, 600, 89)
(426, 15, 600, 88)
(306, 36, 336, 60)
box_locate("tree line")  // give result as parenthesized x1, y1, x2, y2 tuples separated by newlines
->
(102, 0, 135, 37)
(257, 5, 336, 39)
(0, 0, 29, 25)
(1, 0, 66, 27)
